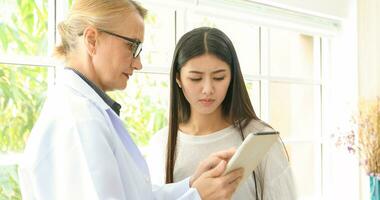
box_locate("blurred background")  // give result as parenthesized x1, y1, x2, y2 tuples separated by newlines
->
(0, 0, 378, 199)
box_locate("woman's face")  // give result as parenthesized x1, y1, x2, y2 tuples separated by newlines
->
(177, 54, 231, 116)
(92, 11, 144, 91)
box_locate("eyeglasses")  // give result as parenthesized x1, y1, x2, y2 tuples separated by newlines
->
(100, 30, 143, 58)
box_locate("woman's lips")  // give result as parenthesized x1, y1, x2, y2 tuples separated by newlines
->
(199, 99, 215, 106)
(123, 72, 130, 79)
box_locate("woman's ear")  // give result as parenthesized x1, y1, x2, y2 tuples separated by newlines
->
(176, 73, 182, 88)
(83, 26, 98, 56)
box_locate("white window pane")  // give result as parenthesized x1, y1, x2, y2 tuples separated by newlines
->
(246, 81, 260, 118)
(140, 4, 175, 68)
(269, 29, 318, 79)
(285, 143, 321, 199)
(268, 83, 321, 140)
(186, 14, 260, 75)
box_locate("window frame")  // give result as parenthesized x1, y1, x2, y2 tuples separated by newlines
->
(0, 0, 343, 199)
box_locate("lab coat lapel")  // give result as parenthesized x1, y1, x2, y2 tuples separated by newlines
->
(61, 69, 150, 178)
(106, 109, 150, 178)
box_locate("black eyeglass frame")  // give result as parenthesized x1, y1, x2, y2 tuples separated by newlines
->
(99, 29, 143, 58)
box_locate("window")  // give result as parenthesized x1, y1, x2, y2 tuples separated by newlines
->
(108, 73, 170, 148)
(140, 5, 175, 69)
(0, 0, 49, 57)
(267, 30, 323, 199)
(269, 29, 318, 79)
(0, 0, 51, 198)
(0, 1, 339, 199)
(0, 64, 49, 151)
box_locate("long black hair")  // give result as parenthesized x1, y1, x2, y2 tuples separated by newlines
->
(166, 27, 262, 183)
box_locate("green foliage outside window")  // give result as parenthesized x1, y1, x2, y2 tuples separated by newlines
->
(0, 0, 49, 152)
(109, 74, 169, 148)
(0, 0, 48, 198)
(0, 165, 20, 200)
(0, 65, 48, 152)
(0, 0, 48, 56)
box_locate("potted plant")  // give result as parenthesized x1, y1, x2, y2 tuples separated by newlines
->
(333, 97, 379, 199)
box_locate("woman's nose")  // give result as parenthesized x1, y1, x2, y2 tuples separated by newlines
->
(202, 79, 214, 95)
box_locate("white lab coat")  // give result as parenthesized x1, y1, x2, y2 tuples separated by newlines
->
(18, 69, 201, 200)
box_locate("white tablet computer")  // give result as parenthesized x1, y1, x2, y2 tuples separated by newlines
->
(223, 131, 279, 183)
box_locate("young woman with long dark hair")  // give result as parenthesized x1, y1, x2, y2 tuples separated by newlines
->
(147, 27, 296, 199)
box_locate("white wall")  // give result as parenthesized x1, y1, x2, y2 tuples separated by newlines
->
(327, 2, 360, 197)
(251, 0, 351, 19)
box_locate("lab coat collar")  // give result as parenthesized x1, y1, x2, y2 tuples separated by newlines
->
(57, 68, 110, 111)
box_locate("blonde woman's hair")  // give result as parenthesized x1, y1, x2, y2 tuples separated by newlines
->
(54, 0, 147, 61)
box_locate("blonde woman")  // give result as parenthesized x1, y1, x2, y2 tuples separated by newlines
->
(18, 1, 243, 199)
